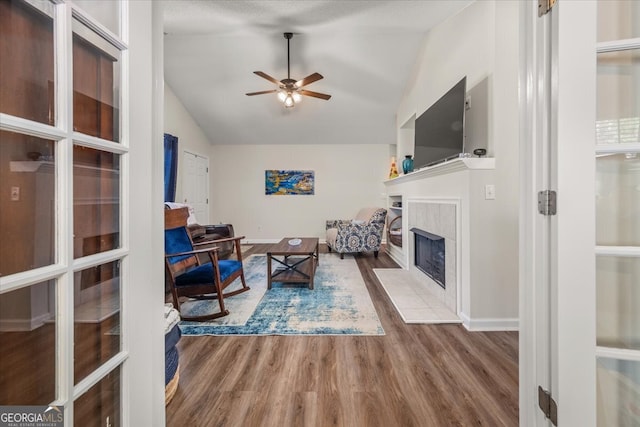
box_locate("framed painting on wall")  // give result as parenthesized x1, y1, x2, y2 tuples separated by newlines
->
(265, 170, 314, 195)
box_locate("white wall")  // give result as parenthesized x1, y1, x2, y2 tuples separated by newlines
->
(164, 85, 392, 241)
(211, 144, 390, 242)
(128, 1, 165, 424)
(393, 0, 519, 325)
(489, 0, 519, 321)
(164, 83, 213, 208)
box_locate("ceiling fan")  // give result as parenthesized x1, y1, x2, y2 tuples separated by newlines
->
(246, 32, 331, 108)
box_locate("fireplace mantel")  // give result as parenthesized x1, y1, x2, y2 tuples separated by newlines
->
(381, 156, 516, 331)
(384, 157, 495, 185)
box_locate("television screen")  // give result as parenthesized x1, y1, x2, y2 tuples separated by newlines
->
(413, 76, 466, 169)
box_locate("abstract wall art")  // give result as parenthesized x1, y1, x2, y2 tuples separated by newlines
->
(265, 170, 315, 195)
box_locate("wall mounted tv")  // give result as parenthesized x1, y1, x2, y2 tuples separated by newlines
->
(413, 76, 466, 169)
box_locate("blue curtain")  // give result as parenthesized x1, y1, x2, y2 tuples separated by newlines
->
(164, 133, 179, 202)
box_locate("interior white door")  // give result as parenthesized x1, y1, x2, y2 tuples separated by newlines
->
(182, 151, 209, 224)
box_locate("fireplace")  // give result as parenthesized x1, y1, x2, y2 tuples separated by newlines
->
(410, 228, 445, 289)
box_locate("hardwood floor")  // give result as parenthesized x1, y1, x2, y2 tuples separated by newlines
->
(166, 244, 518, 427)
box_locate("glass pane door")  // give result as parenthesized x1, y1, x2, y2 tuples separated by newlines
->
(0, 0, 55, 125)
(0, 1, 128, 423)
(596, 1, 640, 424)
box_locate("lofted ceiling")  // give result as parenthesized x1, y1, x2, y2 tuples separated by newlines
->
(163, 1, 473, 146)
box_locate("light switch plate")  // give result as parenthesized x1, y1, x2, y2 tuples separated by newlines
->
(485, 184, 495, 200)
(11, 186, 20, 201)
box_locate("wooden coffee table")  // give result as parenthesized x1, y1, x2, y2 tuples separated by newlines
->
(267, 237, 319, 290)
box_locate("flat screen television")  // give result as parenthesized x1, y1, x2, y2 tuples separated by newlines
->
(413, 76, 466, 169)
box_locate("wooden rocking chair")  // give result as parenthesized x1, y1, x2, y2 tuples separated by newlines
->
(164, 207, 250, 321)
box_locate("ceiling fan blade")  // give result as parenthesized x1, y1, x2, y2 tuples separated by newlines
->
(246, 90, 278, 96)
(295, 72, 323, 88)
(253, 71, 282, 86)
(299, 89, 331, 100)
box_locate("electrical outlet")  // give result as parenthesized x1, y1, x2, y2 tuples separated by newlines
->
(11, 186, 20, 201)
(485, 184, 495, 200)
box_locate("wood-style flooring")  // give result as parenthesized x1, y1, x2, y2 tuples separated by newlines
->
(166, 244, 518, 427)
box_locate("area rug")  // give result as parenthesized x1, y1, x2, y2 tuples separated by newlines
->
(179, 254, 385, 336)
(178, 255, 268, 326)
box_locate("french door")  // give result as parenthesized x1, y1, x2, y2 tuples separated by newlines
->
(0, 0, 132, 424)
(593, 1, 640, 425)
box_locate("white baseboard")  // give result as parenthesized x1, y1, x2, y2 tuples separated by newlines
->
(0, 313, 51, 332)
(244, 238, 328, 244)
(459, 312, 519, 331)
(385, 247, 406, 268)
(243, 239, 281, 244)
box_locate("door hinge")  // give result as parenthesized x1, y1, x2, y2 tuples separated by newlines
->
(538, 386, 558, 425)
(538, 190, 557, 215)
(538, 0, 557, 17)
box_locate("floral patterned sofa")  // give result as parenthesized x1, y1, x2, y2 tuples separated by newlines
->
(325, 207, 387, 258)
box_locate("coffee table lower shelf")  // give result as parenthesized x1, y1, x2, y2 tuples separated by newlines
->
(267, 237, 319, 290)
(271, 258, 314, 286)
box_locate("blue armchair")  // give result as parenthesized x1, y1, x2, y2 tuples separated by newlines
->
(325, 207, 387, 258)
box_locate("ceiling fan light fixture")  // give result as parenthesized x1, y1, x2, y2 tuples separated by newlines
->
(284, 94, 295, 108)
(246, 32, 331, 107)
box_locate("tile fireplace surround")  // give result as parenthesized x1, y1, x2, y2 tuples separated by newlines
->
(407, 200, 458, 313)
(383, 157, 518, 331)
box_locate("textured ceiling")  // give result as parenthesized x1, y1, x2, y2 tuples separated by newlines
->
(163, 1, 473, 145)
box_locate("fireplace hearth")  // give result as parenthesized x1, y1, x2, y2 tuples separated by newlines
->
(410, 228, 445, 289)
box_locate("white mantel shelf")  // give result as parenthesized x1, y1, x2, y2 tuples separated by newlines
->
(384, 157, 495, 185)
(10, 160, 54, 173)
(10, 161, 119, 174)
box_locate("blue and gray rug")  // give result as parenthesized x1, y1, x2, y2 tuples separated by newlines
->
(179, 254, 385, 336)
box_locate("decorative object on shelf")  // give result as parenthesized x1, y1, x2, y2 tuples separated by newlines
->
(27, 151, 42, 161)
(473, 148, 487, 157)
(387, 215, 402, 248)
(391, 201, 402, 208)
(265, 170, 315, 195)
(388, 157, 399, 179)
(402, 155, 414, 174)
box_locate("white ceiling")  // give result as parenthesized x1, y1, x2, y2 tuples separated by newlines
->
(163, 1, 473, 145)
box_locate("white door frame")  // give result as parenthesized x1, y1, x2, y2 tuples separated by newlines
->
(520, 1, 597, 425)
(519, 1, 551, 424)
